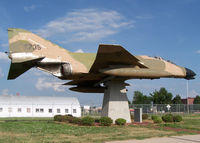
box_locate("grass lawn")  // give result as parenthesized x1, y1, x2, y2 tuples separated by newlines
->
(159, 114, 200, 131)
(0, 114, 199, 143)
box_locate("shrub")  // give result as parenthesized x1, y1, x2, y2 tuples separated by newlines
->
(173, 115, 182, 122)
(151, 115, 158, 120)
(115, 118, 126, 125)
(142, 114, 148, 120)
(94, 118, 100, 123)
(54, 115, 76, 122)
(54, 115, 63, 122)
(71, 117, 82, 124)
(62, 115, 74, 122)
(151, 115, 162, 124)
(153, 116, 162, 124)
(67, 116, 75, 123)
(81, 116, 95, 126)
(99, 117, 113, 126)
(162, 114, 173, 122)
(54, 115, 82, 124)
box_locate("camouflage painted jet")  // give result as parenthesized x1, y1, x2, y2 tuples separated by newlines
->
(7, 28, 196, 93)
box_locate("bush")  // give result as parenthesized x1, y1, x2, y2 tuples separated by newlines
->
(99, 117, 113, 126)
(151, 115, 158, 120)
(54, 115, 82, 125)
(115, 118, 126, 125)
(66, 116, 79, 124)
(153, 116, 162, 124)
(151, 115, 162, 124)
(81, 116, 95, 126)
(71, 117, 82, 124)
(142, 114, 148, 120)
(62, 115, 73, 122)
(94, 118, 100, 123)
(54, 115, 63, 122)
(162, 114, 173, 122)
(173, 115, 182, 122)
(54, 115, 76, 122)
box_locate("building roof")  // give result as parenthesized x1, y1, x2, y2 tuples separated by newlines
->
(0, 96, 80, 105)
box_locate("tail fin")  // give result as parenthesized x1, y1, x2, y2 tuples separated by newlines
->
(7, 28, 69, 79)
(8, 28, 69, 56)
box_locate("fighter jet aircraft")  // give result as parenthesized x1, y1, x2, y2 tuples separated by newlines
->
(7, 28, 196, 93)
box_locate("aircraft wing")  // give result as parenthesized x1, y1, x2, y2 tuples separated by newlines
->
(64, 44, 147, 93)
(89, 44, 148, 73)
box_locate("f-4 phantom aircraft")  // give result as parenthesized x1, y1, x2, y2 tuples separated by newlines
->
(7, 28, 196, 122)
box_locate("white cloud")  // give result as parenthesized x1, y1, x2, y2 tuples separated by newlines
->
(197, 50, 200, 54)
(24, 5, 37, 12)
(35, 77, 65, 92)
(0, 52, 9, 61)
(35, 9, 134, 42)
(74, 49, 84, 53)
(67, 30, 116, 43)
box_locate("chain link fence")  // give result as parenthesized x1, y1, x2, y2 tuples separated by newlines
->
(81, 104, 200, 117)
(81, 106, 102, 117)
(130, 104, 200, 114)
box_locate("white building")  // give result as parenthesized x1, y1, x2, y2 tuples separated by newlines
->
(83, 105, 90, 110)
(0, 96, 81, 117)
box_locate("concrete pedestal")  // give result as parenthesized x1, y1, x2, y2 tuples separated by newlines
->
(101, 80, 131, 123)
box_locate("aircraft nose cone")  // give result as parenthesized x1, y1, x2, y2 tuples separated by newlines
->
(185, 68, 196, 80)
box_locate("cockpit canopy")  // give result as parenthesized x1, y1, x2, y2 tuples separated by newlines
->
(153, 56, 177, 65)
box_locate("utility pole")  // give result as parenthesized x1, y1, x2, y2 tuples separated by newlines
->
(186, 80, 189, 113)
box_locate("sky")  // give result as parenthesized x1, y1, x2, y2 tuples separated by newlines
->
(0, 0, 200, 106)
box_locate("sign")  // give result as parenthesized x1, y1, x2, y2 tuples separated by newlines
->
(166, 104, 171, 111)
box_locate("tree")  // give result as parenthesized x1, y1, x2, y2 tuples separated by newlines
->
(132, 91, 144, 104)
(132, 91, 152, 104)
(172, 95, 182, 104)
(128, 100, 131, 107)
(194, 95, 200, 104)
(150, 88, 173, 104)
(143, 95, 152, 104)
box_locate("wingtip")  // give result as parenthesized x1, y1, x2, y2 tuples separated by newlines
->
(98, 44, 123, 48)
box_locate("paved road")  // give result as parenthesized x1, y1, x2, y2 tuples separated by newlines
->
(106, 135, 200, 143)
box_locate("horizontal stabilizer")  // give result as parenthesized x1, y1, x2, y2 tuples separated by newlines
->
(7, 57, 44, 80)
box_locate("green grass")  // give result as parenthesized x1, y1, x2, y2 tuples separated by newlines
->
(158, 114, 200, 131)
(0, 114, 199, 143)
(0, 120, 177, 143)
